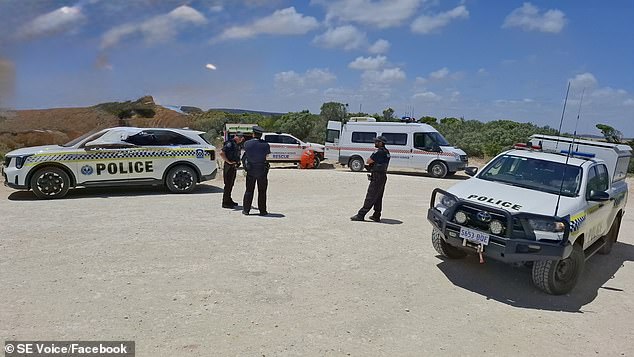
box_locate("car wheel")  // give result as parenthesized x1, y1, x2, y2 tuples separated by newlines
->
(429, 161, 448, 178)
(432, 228, 467, 259)
(598, 215, 621, 255)
(30, 166, 71, 199)
(532, 243, 584, 295)
(349, 157, 364, 172)
(166, 165, 197, 193)
(313, 156, 321, 169)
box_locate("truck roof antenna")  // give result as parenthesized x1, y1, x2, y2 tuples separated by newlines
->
(555, 82, 571, 150)
(554, 87, 585, 217)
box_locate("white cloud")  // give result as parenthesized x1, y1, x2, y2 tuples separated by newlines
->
(18, 5, 85, 39)
(275, 68, 336, 89)
(503, 3, 566, 33)
(361, 67, 406, 84)
(413, 91, 442, 101)
(348, 55, 388, 71)
(210, 5, 224, 13)
(624, 99, 634, 107)
(101, 5, 206, 48)
(569, 72, 598, 91)
(411, 5, 469, 34)
(368, 39, 391, 54)
(429, 67, 450, 79)
(314, 0, 422, 29)
(313, 25, 368, 50)
(215, 7, 319, 41)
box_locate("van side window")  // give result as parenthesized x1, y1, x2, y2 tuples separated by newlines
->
(414, 133, 440, 151)
(326, 129, 340, 143)
(382, 133, 407, 146)
(352, 132, 376, 144)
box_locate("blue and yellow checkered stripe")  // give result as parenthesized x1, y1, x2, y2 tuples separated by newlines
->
(569, 211, 587, 234)
(24, 148, 210, 166)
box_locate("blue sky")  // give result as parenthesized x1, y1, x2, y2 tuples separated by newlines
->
(0, 0, 632, 136)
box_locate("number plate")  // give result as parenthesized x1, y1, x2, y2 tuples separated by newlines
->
(459, 227, 490, 245)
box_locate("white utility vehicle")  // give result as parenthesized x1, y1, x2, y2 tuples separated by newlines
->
(224, 124, 325, 168)
(325, 118, 468, 177)
(427, 135, 631, 294)
(2, 127, 217, 199)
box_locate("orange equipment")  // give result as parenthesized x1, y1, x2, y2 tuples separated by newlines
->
(299, 149, 315, 169)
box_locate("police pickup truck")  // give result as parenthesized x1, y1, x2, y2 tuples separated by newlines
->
(427, 135, 631, 294)
(2, 127, 217, 199)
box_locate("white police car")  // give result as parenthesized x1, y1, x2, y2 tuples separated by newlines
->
(2, 127, 217, 199)
(428, 135, 631, 294)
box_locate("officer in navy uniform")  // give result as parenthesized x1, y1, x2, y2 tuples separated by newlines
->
(351, 136, 391, 222)
(241, 126, 271, 216)
(219, 131, 245, 208)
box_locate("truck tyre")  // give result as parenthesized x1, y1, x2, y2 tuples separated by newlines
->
(166, 165, 198, 193)
(349, 157, 364, 172)
(598, 214, 621, 255)
(313, 156, 321, 169)
(531, 243, 584, 295)
(429, 161, 448, 178)
(30, 166, 71, 199)
(432, 228, 467, 259)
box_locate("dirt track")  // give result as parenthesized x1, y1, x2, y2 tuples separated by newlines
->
(1, 168, 633, 356)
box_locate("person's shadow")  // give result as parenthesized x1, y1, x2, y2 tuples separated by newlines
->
(436, 241, 634, 312)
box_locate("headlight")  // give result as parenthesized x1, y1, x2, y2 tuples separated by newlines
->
(15, 155, 33, 169)
(528, 218, 565, 232)
(490, 220, 505, 235)
(454, 210, 468, 224)
(434, 192, 458, 215)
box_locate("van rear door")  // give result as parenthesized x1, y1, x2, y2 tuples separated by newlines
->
(325, 121, 341, 161)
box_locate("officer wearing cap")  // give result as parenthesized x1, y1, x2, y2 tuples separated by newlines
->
(351, 136, 391, 222)
(220, 131, 245, 208)
(241, 125, 271, 216)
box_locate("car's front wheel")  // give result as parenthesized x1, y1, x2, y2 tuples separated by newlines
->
(532, 243, 584, 295)
(432, 228, 467, 259)
(166, 165, 198, 193)
(313, 155, 321, 169)
(30, 166, 71, 199)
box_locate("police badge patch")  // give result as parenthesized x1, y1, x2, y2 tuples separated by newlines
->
(81, 165, 94, 175)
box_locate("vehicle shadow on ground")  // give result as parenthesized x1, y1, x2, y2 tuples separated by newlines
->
(436, 241, 634, 313)
(7, 184, 223, 201)
(388, 170, 470, 180)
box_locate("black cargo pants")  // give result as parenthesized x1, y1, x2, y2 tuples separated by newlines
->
(357, 171, 387, 218)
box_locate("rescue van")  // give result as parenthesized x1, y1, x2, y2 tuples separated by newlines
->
(427, 136, 631, 294)
(325, 119, 467, 177)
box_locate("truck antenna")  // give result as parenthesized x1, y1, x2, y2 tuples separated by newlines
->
(554, 88, 585, 217)
(555, 82, 571, 150)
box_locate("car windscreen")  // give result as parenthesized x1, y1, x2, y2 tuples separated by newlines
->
(428, 132, 450, 146)
(62, 129, 105, 147)
(479, 155, 582, 197)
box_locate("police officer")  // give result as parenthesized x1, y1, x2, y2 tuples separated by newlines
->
(241, 126, 271, 216)
(350, 136, 391, 222)
(219, 131, 245, 208)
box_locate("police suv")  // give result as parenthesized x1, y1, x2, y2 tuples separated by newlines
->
(2, 127, 217, 199)
(427, 135, 631, 294)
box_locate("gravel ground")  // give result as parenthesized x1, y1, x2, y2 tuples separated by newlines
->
(1, 167, 633, 356)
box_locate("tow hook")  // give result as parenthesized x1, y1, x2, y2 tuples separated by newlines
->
(477, 244, 485, 264)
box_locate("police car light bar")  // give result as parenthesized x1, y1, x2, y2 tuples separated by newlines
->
(560, 150, 596, 158)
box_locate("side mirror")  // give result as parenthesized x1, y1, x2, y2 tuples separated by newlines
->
(465, 167, 478, 177)
(588, 190, 610, 202)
